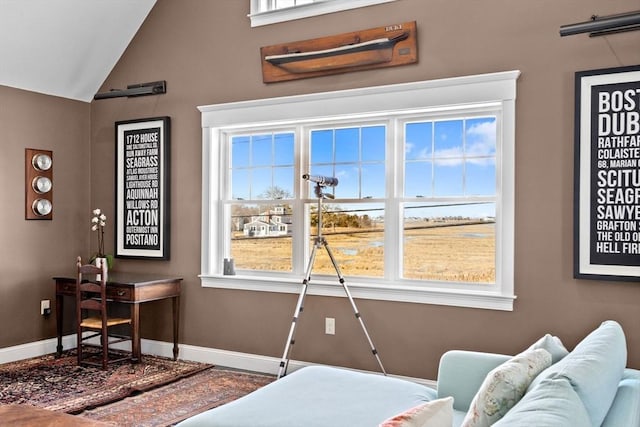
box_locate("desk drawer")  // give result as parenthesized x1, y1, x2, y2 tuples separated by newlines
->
(106, 286, 132, 301)
(57, 282, 76, 295)
(56, 281, 132, 302)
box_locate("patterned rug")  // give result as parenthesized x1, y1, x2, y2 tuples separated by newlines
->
(79, 368, 275, 426)
(0, 350, 210, 414)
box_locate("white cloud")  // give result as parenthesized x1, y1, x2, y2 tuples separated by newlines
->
(466, 121, 496, 156)
(405, 142, 415, 155)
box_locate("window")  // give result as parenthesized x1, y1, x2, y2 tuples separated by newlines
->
(249, 0, 398, 27)
(200, 71, 519, 310)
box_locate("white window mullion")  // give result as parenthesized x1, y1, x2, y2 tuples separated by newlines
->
(385, 118, 400, 281)
(292, 124, 307, 276)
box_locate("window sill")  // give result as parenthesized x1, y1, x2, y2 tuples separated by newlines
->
(200, 274, 515, 311)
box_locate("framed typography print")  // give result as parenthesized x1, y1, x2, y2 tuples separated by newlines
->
(574, 65, 640, 281)
(115, 117, 170, 259)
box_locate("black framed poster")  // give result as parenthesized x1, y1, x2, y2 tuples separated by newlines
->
(574, 65, 640, 281)
(115, 117, 170, 259)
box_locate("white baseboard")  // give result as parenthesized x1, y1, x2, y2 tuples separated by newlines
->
(0, 336, 436, 388)
(0, 335, 76, 364)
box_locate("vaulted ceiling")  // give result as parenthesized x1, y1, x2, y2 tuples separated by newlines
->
(0, 0, 156, 102)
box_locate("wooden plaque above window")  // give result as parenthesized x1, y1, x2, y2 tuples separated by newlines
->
(260, 21, 418, 83)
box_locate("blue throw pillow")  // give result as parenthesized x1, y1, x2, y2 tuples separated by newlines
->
(526, 320, 627, 427)
(493, 377, 591, 427)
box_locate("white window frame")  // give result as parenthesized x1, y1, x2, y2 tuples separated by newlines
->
(199, 70, 520, 311)
(249, 0, 399, 27)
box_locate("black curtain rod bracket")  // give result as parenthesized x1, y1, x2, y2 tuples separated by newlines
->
(560, 10, 640, 37)
(94, 80, 166, 100)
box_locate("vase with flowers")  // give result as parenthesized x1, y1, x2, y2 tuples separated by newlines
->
(90, 208, 113, 272)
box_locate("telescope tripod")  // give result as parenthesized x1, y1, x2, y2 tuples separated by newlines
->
(277, 184, 386, 379)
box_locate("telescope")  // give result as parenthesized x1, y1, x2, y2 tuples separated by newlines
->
(302, 174, 339, 187)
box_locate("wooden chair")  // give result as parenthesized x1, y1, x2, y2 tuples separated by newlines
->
(76, 256, 132, 369)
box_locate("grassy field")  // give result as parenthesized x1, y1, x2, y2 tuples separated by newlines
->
(230, 221, 495, 283)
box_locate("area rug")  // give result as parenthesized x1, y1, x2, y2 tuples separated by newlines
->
(79, 367, 275, 426)
(0, 350, 210, 414)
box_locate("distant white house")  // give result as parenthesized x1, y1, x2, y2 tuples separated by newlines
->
(243, 206, 291, 237)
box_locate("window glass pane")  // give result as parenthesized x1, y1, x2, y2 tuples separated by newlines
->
(231, 132, 294, 200)
(270, 0, 313, 9)
(334, 164, 357, 198)
(466, 117, 496, 157)
(335, 128, 359, 163)
(403, 202, 495, 283)
(231, 169, 250, 200)
(434, 120, 464, 158)
(273, 167, 294, 199)
(274, 133, 295, 166)
(361, 163, 385, 198)
(275, 0, 296, 9)
(308, 203, 383, 278)
(465, 117, 496, 196)
(311, 125, 386, 200)
(405, 122, 432, 161)
(433, 161, 463, 196)
(466, 161, 495, 196)
(231, 136, 250, 168)
(230, 203, 292, 272)
(310, 129, 333, 164)
(361, 126, 385, 162)
(252, 134, 273, 167)
(308, 164, 334, 178)
(253, 168, 273, 198)
(405, 161, 432, 198)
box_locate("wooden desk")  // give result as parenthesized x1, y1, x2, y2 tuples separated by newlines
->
(54, 272, 182, 362)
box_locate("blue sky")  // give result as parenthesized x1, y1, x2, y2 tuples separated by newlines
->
(230, 116, 496, 218)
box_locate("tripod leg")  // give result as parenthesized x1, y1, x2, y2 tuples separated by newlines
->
(277, 242, 320, 379)
(323, 242, 387, 376)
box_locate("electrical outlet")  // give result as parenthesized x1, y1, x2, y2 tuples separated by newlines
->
(40, 299, 51, 316)
(325, 317, 335, 335)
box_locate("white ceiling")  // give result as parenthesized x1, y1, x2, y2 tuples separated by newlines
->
(0, 0, 156, 102)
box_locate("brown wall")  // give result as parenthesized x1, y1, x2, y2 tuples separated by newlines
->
(3, 0, 638, 380)
(0, 86, 90, 344)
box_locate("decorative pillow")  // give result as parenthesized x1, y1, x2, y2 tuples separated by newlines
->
(379, 396, 453, 427)
(492, 376, 591, 427)
(527, 334, 569, 364)
(460, 348, 552, 427)
(525, 320, 627, 427)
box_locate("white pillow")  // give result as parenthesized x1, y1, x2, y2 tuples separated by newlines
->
(461, 348, 552, 427)
(527, 334, 569, 364)
(379, 396, 453, 427)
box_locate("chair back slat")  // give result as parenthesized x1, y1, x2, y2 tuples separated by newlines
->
(80, 299, 102, 311)
(79, 282, 103, 293)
